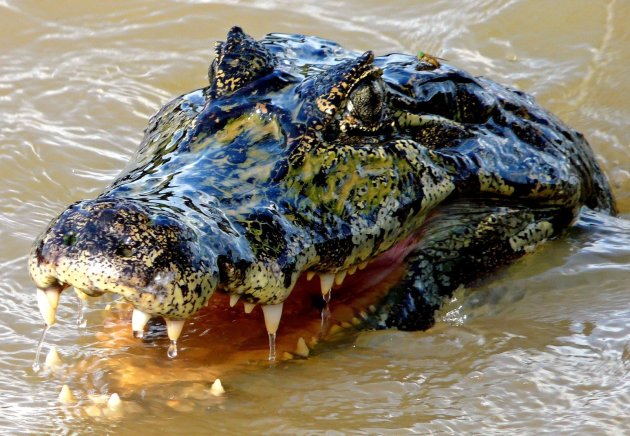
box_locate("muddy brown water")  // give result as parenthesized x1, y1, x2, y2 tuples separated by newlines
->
(1, 0, 630, 433)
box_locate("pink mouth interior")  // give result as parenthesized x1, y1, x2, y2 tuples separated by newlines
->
(96, 236, 416, 388)
(186, 236, 417, 355)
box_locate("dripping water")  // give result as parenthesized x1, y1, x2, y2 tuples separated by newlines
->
(268, 332, 277, 361)
(320, 291, 332, 337)
(167, 340, 178, 358)
(76, 297, 87, 329)
(32, 326, 50, 372)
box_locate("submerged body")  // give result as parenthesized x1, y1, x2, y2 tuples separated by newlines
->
(29, 28, 615, 355)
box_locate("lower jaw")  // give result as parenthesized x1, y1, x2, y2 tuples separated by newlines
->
(84, 258, 407, 390)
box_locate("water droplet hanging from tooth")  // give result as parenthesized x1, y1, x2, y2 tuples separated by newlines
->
(229, 294, 240, 307)
(318, 273, 334, 335)
(261, 303, 283, 361)
(319, 273, 334, 297)
(36, 288, 60, 326)
(75, 289, 89, 328)
(32, 325, 50, 372)
(76, 300, 87, 328)
(131, 309, 151, 339)
(165, 319, 185, 358)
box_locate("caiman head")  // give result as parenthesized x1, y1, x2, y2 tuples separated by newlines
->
(29, 26, 503, 354)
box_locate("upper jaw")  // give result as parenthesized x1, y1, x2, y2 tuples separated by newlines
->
(27, 189, 416, 359)
(28, 220, 418, 361)
(29, 254, 217, 324)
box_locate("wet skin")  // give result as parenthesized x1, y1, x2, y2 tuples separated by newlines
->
(29, 27, 616, 358)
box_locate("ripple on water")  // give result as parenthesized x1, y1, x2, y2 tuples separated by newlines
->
(0, 0, 629, 433)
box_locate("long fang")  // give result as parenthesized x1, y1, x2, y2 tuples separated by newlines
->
(262, 303, 284, 361)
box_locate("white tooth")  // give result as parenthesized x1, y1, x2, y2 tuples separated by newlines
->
(358, 261, 368, 270)
(229, 294, 240, 307)
(319, 273, 335, 296)
(243, 302, 256, 313)
(36, 288, 58, 326)
(210, 379, 225, 396)
(306, 271, 315, 281)
(329, 324, 342, 335)
(261, 303, 284, 335)
(58, 385, 76, 405)
(83, 405, 103, 417)
(45, 347, 63, 369)
(74, 288, 89, 301)
(281, 352, 294, 361)
(131, 309, 151, 336)
(334, 270, 347, 286)
(165, 319, 185, 341)
(45, 289, 60, 309)
(295, 337, 310, 358)
(348, 265, 358, 275)
(107, 393, 122, 411)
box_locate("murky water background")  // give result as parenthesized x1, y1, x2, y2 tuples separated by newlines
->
(1, 0, 629, 433)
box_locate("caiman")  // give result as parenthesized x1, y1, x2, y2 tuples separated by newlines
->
(29, 27, 616, 364)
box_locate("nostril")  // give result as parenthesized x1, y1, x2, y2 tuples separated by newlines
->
(115, 245, 133, 258)
(62, 233, 77, 246)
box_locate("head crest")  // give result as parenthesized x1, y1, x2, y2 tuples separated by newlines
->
(208, 27, 277, 98)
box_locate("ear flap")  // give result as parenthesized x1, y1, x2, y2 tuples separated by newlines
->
(208, 27, 277, 98)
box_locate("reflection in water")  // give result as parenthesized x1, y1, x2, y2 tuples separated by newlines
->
(1, 0, 629, 433)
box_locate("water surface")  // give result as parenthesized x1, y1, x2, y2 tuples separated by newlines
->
(1, 0, 629, 433)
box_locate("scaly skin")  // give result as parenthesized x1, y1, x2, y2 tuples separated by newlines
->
(29, 27, 615, 345)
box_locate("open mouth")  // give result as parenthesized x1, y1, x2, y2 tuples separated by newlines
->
(32, 235, 417, 363)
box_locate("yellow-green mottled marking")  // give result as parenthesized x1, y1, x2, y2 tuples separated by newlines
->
(28, 27, 615, 330)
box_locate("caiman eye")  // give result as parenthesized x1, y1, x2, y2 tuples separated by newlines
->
(342, 79, 386, 131)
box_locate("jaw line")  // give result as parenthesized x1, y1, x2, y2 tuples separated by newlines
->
(35, 233, 418, 366)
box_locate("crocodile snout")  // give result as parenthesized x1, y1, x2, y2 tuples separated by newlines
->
(29, 198, 218, 334)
